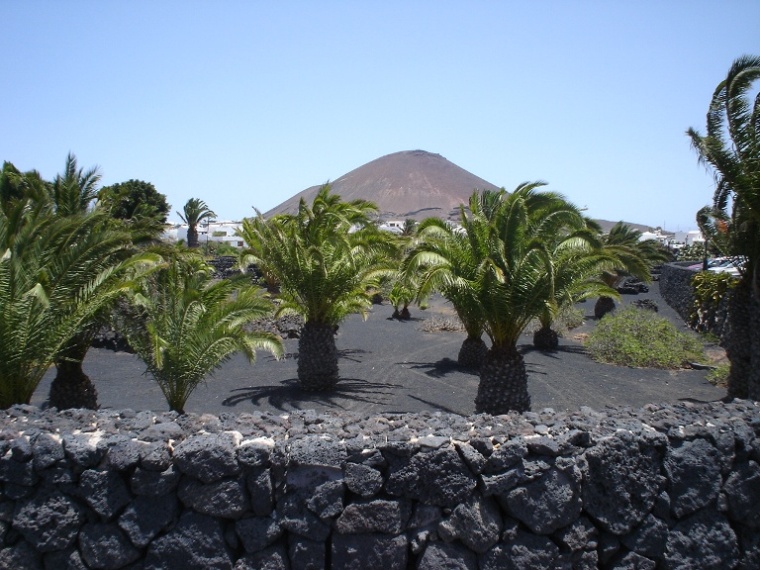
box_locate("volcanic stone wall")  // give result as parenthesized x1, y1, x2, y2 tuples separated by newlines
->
(659, 262, 699, 323)
(660, 262, 734, 339)
(1, 402, 759, 569)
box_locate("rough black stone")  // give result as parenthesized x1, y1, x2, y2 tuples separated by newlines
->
(172, 433, 240, 483)
(664, 438, 722, 518)
(344, 462, 383, 498)
(479, 530, 560, 570)
(438, 495, 502, 553)
(335, 499, 411, 535)
(581, 432, 662, 534)
(235, 516, 283, 553)
(118, 493, 179, 549)
(234, 544, 289, 570)
(79, 469, 132, 520)
(178, 477, 250, 519)
(724, 460, 760, 528)
(144, 511, 233, 570)
(664, 510, 739, 570)
(130, 465, 180, 497)
(385, 448, 476, 507)
(79, 522, 141, 570)
(504, 465, 581, 534)
(12, 490, 83, 552)
(331, 533, 408, 570)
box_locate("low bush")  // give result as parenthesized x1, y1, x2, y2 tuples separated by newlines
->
(706, 363, 730, 387)
(419, 316, 465, 333)
(586, 306, 704, 369)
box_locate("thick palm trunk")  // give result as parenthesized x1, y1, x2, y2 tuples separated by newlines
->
(297, 322, 339, 391)
(533, 325, 559, 351)
(457, 335, 488, 369)
(724, 280, 760, 400)
(594, 296, 616, 319)
(187, 226, 199, 248)
(49, 341, 98, 410)
(475, 345, 531, 415)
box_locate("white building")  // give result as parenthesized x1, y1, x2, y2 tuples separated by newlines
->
(163, 220, 246, 248)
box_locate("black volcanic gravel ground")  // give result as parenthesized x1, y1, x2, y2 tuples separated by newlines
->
(32, 283, 726, 415)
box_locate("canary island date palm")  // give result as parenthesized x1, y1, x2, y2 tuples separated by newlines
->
(124, 254, 283, 413)
(238, 185, 396, 390)
(178, 198, 216, 248)
(532, 233, 621, 350)
(687, 55, 760, 400)
(0, 201, 138, 408)
(593, 222, 669, 319)
(405, 190, 509, 369)
(469, 183, 591, 414)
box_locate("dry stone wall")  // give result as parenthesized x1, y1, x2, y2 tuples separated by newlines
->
(1, 402, 759, 569)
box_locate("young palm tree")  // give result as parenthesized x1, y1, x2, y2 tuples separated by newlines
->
(470, 184, 591, 414)
(178, 198, 216, 248)
(124, 255, 283, 413)
(593, 222, 669, 319)
(405, 194, 500, 369)
(238, 185, 396, 391)
(687, 55, 760, 400)
(532, 237, 620, 350)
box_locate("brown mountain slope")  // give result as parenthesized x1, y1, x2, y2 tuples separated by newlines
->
(264, 150, 500, 221)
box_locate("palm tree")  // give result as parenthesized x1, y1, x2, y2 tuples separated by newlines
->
(593, 222, 669, 319)
(532, 230, 620, 350)
(123, 254, 283, 413)
(51, 153, 101, 216)
(237, 184, 396, 390)
(178, 198, 216, 248)
(405, 191, 503, 369)
(687, 55, 760, 400)
(469, 184, 591, 414)
(0, 204, 136, 408)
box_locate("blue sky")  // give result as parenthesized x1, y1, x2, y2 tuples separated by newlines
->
(2, 2, 758, 230)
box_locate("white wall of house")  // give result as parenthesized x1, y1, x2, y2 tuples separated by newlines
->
(163, 220, 246, 248)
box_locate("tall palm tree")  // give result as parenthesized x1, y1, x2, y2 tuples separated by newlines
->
(178, 198, 216, 248)
(470, 184, 591, 414)
(123, 254, 282, 413)
(687, 55, 760, 400)
(593, 222, 669, 319)
(237, 184, 396, 391)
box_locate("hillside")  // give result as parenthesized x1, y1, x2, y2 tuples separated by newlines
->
(263, 149, 658, 231)
(264, 150, 500, 221)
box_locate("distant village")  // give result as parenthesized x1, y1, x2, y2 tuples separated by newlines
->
(163, 218, 705, 252)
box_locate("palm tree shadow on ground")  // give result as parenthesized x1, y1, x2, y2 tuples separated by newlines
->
(403, 358, 480, 379)
(221, 377, 402, 412)
(520, 344, 590, 357)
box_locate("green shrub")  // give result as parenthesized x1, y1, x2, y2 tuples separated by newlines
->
(706, 363, 730, 387)
(690, 271, 737, 333)
(586, 307, 704, 369)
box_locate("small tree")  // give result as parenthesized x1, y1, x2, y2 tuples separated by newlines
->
(124, 254, 283, 413)
(238, 185, 396, 391)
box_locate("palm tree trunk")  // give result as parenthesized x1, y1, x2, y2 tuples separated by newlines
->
(475, 344, 531, 414)
(594, 296, 616, 319)
(457, 335, 488, 369)
(49, 340, 98, 410)
(187, 226, 199, 248)
(725, 279, 760, 400)
(533, 325, 559, 351)
(297, 321, 339, 391)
